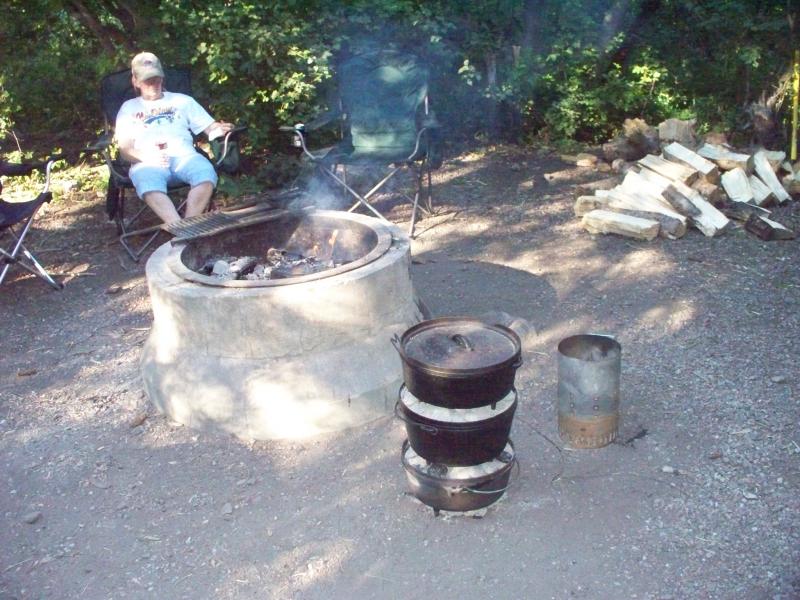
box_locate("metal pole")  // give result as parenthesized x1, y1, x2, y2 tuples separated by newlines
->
(792, 49, 799, 162)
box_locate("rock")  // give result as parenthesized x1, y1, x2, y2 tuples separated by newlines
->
(661, 465, 678, 475)
(105, 284, 123, 295)
(770, 375, 787, 383)
(221, 502, 233, 515)
(129, 412, 148, 428)
(743, 491, 758, 500)
(22, 511, 42, 524)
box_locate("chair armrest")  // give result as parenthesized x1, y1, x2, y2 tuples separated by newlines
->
(84, 133, 114, 155)
(228, 124, 248, 138)
(210, 125, 247, 174)
(304, 109, 341, 132)
(421, 111, 441, 129)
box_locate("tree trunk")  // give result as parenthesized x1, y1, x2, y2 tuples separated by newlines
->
(67, 0, 136, 55)
(521, 0, 547, 54)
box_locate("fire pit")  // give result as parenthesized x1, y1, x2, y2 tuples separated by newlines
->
(141, 209, 425, 440)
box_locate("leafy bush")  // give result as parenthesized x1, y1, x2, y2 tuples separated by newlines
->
(0, 0, 795, 156)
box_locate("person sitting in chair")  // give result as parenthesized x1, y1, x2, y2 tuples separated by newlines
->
(115, 51, 233, 224)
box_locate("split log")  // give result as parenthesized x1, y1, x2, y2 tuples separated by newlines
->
(603, 137, 644, 162)
(696, 144, 751, 171)
(720, 200, 771, 222)
(657, 118, 697, 146)
(744, 214, 796, 240)
(582, 209, 660, 241)
(607, 187, 685, 220)
(574, 176, 622, 195)
(662, 142, 720, 184)
(691, 179, 725, 206)
(662, 186, 701, 217)
(750, 151, 791, 204)
(703, 132, 729, 146)
(756, 150, 786, 171)
(782, 174, 800, 196)
(561, 153, 599, 167)
(638, 154, 699, 185)
(747, 175, 774, 206)
(622, 118, 660, 154)
(574, 195, 607, 217)
(622, 166, 729, 236)
(611, 208, 687, 239)
(605, 188, 687, 238)
(620, 170, 674, 210)
(720, 168, 754, 203)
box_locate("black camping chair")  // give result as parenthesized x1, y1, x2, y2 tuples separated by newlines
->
(86, 66, 246, 261)
(282, 48, 442, 237)
(0, 156, 65, 290)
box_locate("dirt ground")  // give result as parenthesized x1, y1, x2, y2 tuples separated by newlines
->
(1, 145, 799, 600)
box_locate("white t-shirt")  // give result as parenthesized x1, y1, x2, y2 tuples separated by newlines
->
(115, 91, 214, 160)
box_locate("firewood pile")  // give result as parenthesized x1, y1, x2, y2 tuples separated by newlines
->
(567, 118, 798, 242)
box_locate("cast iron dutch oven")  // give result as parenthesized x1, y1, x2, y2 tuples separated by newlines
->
(392, 317, 522, 408)
(401, 439, 517, 513)
(395, 385, 517, 466)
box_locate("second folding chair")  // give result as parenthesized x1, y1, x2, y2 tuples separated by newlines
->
(284, 47, 442, 237)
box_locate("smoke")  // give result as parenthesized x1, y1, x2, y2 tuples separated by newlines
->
(298, 168, 350, 211)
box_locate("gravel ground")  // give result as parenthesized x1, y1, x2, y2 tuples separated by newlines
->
(1, 145, 799, 599)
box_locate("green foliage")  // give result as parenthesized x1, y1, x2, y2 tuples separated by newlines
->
(0, 0, 796, 157)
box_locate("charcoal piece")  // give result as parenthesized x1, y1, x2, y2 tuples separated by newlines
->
(228, 256, 258, 278)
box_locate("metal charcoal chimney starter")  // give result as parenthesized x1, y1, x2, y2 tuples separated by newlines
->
(141, 209, 424, 440)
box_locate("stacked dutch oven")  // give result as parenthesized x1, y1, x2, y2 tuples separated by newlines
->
(392, 318, 522, 514)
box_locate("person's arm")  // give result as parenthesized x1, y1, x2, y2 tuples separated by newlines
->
(202, 120, 234, 140)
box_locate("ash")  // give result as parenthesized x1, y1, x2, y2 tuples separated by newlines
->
(200, 247, 345, 281)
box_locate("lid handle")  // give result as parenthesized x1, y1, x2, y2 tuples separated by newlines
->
(450, 334, 474, 351)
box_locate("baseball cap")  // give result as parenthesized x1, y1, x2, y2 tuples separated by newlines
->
(131, 52, 165, 81)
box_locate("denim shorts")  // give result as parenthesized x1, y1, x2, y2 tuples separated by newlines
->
(129, 153, 218, 197)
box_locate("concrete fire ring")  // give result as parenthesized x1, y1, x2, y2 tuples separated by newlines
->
(140, 210, 424, 440)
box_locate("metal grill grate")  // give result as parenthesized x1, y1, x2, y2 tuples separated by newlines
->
(166, 204, 292, 242)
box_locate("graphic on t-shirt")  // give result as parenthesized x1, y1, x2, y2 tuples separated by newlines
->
(134, 106, 178, 126)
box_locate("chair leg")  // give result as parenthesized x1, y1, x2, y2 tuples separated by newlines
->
(0, 242, 63, 290)
(341, 167, 402, 220)
(320, 167, 390, 222)
(0, 204, 63, 289)
(408, 166, 426, 238)
(425, 167, 434, 214)
(115, 189, 187, 262)
(119, 225, 165, 262)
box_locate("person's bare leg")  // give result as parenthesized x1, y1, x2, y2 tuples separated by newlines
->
(184, 182, 214, 218)
(143, 191, 181, 223)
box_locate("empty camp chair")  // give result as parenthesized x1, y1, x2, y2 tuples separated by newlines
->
(0, 156, 64, 290)
(283, 47, 442, 237)
(87, 66, 245, 261)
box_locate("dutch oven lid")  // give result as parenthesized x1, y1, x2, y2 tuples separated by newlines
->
(401, 318, 520, 370)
